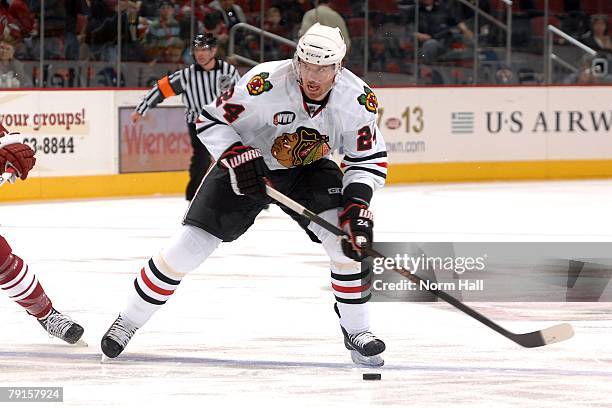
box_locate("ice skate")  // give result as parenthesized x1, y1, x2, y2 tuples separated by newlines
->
(334, 303, 385, 366)
(341, 326, 386, 367)
(101, 314, 138, 359)
(38, 308, 85, 345)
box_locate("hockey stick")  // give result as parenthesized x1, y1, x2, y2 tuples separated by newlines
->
(0, 167, 16, 187)
(265, 185, 574, 348)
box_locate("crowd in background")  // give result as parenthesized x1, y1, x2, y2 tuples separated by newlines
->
(0, 0, 610, 87)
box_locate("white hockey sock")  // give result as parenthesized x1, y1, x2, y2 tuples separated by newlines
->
(331, 261, 371, 334)
(121, 226, 221, 327)
(336, 302, 370, 334)
(309, 209, 371, 334)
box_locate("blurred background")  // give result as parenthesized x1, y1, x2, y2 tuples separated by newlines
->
(0, 0, 611, 89)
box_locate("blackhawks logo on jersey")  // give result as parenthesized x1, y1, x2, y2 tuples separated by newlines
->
(357, 86, 378, 113)
(246, 72, 273, 96)
(271, 126, 331, 168)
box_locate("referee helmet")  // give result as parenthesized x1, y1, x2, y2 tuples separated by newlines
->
(192, 33, 218, 49)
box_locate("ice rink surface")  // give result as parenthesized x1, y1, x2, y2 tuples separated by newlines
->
(1, 180, 611, 407)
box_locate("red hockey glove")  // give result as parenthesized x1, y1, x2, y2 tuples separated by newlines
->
(339, 200, 374, 261)
(219, 143, 269, 199)
(0, 143, 36, 180)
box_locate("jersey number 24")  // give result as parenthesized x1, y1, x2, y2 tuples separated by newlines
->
(357, 126, 376, 151)
(215, 87, 245, 123)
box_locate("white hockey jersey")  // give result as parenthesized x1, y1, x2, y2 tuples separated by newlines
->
(195, 59, 387, 192)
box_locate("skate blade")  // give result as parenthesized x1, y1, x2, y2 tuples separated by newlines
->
(75, 339, 88, 347)
(100, 354, 113, 364)
(350, 350, 384, 367)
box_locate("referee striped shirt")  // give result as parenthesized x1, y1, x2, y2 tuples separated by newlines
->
(136, 59, 241, 124)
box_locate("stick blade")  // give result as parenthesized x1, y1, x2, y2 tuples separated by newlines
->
(511, 323, 574, 348)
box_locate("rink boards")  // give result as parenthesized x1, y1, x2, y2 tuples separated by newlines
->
(1, 85, 611, 201)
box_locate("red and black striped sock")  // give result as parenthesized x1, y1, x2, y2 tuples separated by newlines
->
(120, 257, 183, 328)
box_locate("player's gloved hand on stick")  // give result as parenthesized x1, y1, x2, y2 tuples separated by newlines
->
(219, 142, 269, 200)
(0, 143, 36, 180)
(339, 199, 374, 261)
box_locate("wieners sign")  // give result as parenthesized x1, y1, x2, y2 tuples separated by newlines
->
(118, 107, 191, 173)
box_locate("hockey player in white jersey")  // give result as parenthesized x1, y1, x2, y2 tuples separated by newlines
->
(101, 23, 388, 366)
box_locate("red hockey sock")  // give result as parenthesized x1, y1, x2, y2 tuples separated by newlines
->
(0, 236, 52, 319)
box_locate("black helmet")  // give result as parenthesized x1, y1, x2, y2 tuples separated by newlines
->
(192, 33, 218, 49)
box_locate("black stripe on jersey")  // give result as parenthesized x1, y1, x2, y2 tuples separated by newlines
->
(343, 152, 388, 163)
(143, 88, 161, 107)
(205, 71, 213, 103)
(137, 87, 163, 114)
(188, 67, 199, 111)
(344, 166, 387, 179)
(212, 69, 218, 94)
(200, 70, 209, 107)
(148, 259, 181, 286)
(193, 66, 205, 112)
(199, 108, 227, 126)
(331, 270, 371, 282)
(181, 68, 196, 113)
(197, 121, 222, 134)
(169, 71, 183, 93)
(134, 279, 166, 305)
(335, 293, 372, 304)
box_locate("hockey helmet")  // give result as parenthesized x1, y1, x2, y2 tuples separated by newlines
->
(294, 23, 346, 72)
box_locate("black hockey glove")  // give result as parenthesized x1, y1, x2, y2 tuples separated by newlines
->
(219, 143, 269, 199)
(339, 200, 374, 261)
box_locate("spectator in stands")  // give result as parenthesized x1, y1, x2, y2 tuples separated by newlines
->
(209, 0, 246, 30)
(264, 6, 287, 37)
(29, 0, 67, 59)
(176, 0, 210, 45)
(87, 0, 149, 62)
(582, 15, 612, 54)
(298, 0, 351, 52)
(563, 54, 603, 84)
(145, 0, 181, 60)
(201, 9, 229, 60)
(559, 0, 588, 40)
(261, 6, 291, 60)
(0, 9, 21, 43)
(494, 62, 516, 84)
(277, 0, 312, 40)
(450, 0, 490, 45)
(0, 0, 34, 41)
(138, 0, 159, 18)
(176, 0, 212, 22)
(407, 0, 474, 65)
(160, 36, 186, 64)
(0, 37, 31, 87)
(368, 39, 388, 72)
(419, 65, 444, 84)
(65, 0, 90, 60)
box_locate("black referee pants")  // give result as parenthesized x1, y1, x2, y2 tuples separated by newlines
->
(187, 122, 213, 201)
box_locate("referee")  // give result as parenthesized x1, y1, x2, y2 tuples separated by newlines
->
(131, 33, 241, 200)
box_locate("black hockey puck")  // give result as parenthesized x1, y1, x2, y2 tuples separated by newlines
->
(362, 373, 381, 381)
